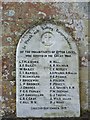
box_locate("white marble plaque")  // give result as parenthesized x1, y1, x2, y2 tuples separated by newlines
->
(16, 23, 80, 117)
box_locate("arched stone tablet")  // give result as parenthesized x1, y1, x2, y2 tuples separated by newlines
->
(16, 23, 80, 117)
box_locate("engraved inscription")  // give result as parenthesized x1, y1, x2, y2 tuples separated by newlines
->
(16, 23, 80, 117)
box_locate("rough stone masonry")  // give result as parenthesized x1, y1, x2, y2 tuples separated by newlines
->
(0, 1, 89, 119)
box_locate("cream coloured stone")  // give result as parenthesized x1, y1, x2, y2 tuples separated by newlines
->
(16, 23, 80, 117)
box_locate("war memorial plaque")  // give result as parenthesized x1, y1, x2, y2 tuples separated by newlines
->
(16, 23, 80, 117)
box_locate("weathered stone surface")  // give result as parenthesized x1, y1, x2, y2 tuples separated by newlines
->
(16, 23, 80, 117)
(1, 2, 89, 119)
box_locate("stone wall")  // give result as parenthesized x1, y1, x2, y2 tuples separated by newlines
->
(0, 1, 89, 119)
